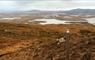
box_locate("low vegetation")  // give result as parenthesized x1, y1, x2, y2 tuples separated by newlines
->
(0, 23, 95, 60)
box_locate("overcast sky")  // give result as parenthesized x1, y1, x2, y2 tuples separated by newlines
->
(0, 0, 95, 11)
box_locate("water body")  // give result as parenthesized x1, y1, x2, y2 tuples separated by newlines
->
(86, 18, 95, 25)
(32, 19, 67, 25)
(31, 19, 87, 25)
(0, 17, 21, 20)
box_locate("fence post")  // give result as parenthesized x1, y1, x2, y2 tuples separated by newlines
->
(65, 29, 70, 60)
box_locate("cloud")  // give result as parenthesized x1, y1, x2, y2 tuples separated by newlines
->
(0, 0, 95, 1)
(22, 1, 95, 10)
(0, 0, 95, 11)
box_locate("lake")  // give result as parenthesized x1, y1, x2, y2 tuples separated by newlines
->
(86, 18, 95, 25)
(31, 19, 88, 25)
(0, 17, 21, 20)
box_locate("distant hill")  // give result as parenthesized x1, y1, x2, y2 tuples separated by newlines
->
(27, 9, 95, 15)
(64, 9, 95, 15)
(0, 9, 95, 16)
(27, 10, 63, 15)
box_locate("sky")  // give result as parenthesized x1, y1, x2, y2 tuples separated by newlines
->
(0, 0, 95, 11)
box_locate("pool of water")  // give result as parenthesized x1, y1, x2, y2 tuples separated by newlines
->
(32, 19, 67, 25)
(85, 18, 95, 24)
(31, 19, 87, 25)
(0, 17, 21, 20)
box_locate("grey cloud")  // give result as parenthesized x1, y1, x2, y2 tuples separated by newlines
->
(0, 0, 95, 1)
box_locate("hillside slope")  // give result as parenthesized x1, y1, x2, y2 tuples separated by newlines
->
(0, 23, 95, 60)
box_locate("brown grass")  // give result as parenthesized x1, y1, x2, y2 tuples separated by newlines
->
(0, 23, 95, 60)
